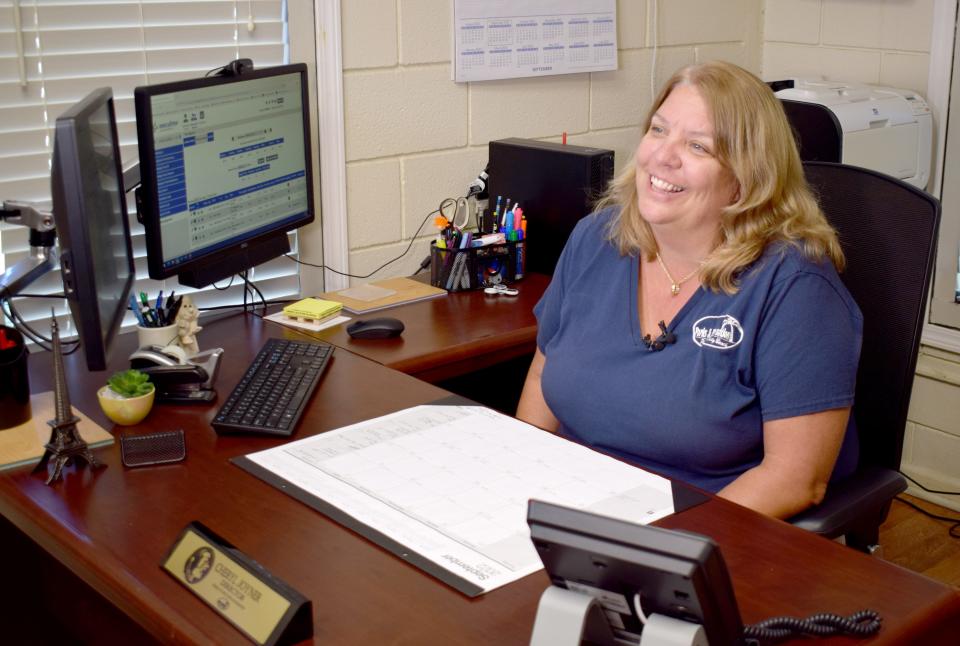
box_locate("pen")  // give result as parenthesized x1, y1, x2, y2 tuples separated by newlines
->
(142, 306, 157, 327)
(130, 294, 147, 326)
(168, 295, 183, 322)
(139, 291, 149, 308)
(154, 291, 165, 325)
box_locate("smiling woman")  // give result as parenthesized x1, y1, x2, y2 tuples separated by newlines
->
(517, 61, 864, 521)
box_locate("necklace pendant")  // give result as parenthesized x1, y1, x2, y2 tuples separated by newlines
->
(670, 283, 681, 296)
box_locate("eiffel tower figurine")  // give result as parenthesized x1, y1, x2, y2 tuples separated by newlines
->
(33, 309, 103, 485)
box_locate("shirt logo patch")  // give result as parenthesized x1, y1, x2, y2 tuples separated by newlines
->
(692, 315, 744, 350)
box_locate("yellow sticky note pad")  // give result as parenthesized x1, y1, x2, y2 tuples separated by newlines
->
(282, 298, 342, 321)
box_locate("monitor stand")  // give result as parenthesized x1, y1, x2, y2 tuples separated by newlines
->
(529, 586, 708, 646)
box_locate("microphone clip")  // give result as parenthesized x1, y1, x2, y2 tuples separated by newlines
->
(643, 321, 677, 352)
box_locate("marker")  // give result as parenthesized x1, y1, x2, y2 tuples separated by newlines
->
(154, 291, 165, 325)
(168, 296, 183, 322)
(515, 230, 525, 279)
(139, 291, 149, 307)
(130, 294, 147, 326)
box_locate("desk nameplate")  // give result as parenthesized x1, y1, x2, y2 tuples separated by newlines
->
(161, 522, 312, 645)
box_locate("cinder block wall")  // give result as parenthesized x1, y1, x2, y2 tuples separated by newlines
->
(763, 0, 934, 95)
(336, 0, 960, 510)
(762, 0, 960, 512)
(339, 0, 763, 280)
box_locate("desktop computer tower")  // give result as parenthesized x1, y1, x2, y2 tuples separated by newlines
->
(487, 138, 614, 275)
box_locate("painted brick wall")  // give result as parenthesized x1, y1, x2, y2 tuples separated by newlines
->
(339, 0, 763, 279)
(762, 0, 960, 511)
(334, 0, 960, 509)
(763, 0, 934, 95)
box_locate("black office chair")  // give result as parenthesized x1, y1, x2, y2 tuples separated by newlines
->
(788, 161, 941, 554)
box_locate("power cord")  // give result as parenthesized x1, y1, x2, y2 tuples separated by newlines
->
(744, 609, 881, 644)
(894, 495, 960, 539)
(413, 255, 432, 275)
(286, 198, 455, 280)
(239, 270, 267, 315)
(900, 470, 960, 496)
(0, 296, 80, 354)
(894, 471, 960, 540)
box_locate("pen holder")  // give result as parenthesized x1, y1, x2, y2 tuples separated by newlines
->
(0, 325, 31, 430)
(137, 323, 180, 350)
(430, 240, 525, 292)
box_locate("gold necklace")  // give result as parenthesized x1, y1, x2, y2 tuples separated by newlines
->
(655, 252, 701, 296)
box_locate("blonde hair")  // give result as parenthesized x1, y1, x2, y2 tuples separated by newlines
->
(598, 60, 844, 293)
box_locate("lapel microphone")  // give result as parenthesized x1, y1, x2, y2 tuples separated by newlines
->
(643, 320, 677, 352)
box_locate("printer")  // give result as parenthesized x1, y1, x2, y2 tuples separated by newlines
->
(773, 79, 932, 189)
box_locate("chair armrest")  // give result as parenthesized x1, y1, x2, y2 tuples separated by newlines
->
(789, 467, 907, 537)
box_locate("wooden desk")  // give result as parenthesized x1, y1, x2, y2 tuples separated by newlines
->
(304, 272, 549, 383)
(2, 313, 959, 644)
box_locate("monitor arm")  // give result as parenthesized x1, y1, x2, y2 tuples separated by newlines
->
(0, 200, 57, 300)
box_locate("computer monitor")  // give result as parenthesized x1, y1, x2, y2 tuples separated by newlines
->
(133, 63, 314, 288)
(527, 500, 744, 645)
(51, 87, 136, 372)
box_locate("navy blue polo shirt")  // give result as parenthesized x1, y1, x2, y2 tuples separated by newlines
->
(535, 208, 863, 492)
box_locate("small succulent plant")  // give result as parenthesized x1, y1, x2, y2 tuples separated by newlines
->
(106, 369, 154, 398)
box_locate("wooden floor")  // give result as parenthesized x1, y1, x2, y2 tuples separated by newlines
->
(880, 494, 960, 588)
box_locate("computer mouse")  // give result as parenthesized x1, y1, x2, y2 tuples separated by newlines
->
(346, 317, 405, 340)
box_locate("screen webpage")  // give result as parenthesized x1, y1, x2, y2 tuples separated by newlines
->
(149, 72, 308, 269)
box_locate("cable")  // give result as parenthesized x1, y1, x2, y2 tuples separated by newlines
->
(239, 271, 267, 315)
(413, 255, 432, 275)
(210, 275, 236, 291)
(631, 593, 648, 625)
(286, 199, 448, 280)
(894, 496, 960, 539)
(240, 270, 250, 313)
(1, 297, 80, 354)
(744, 609, 881, 644)
(900, 470, 960, 496)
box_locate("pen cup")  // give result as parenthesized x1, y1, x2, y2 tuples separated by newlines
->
(137, 323, 179, 350)
(430, 240, 524, 292)
(0, 325, 31, 430)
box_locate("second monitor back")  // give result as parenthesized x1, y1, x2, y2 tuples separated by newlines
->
(487, 138, 614, 275)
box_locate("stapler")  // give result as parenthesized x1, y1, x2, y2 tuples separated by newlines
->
(130, 345, 223, 404)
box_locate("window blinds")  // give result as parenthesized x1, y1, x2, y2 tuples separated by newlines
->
(0, 0, 301, 339)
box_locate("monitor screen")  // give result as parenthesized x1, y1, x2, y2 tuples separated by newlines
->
(134, 63, 314, 288)
(51, 87, 136, 372)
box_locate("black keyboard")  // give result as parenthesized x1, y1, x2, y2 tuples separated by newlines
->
(212, 338, 333, 436)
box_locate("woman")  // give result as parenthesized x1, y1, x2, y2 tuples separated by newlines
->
(516, 61, 863, 520)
